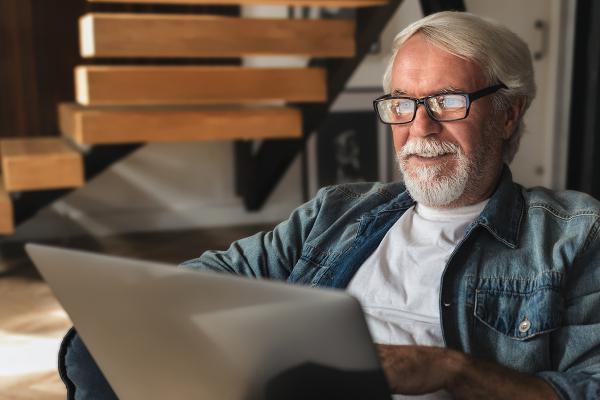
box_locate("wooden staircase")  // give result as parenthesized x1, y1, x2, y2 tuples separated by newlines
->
(59, 104, 303, 145)
(1, 138, 84, 192)
(78, 13, 357, 58)
(0, 138, 84, 234)
(73, 65, 327, 105)
(0, 0, 404, 236)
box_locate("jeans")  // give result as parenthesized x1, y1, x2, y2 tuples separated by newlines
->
(60, 328, 118, 400)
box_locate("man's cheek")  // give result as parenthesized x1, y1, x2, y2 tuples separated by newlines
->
(391, 129, 408, 150)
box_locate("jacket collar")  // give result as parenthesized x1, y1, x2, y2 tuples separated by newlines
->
(376, 164, 524, 248)
(475, 165, 524, 248)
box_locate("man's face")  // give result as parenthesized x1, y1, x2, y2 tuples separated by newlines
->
(390, 34, 506, 208)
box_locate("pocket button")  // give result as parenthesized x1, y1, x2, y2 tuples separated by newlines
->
(519, 318, 531, 333)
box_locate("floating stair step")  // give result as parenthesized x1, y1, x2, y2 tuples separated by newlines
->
(0, 179, 14, 235)
(87, 0, 387, 7)
(76, 66, 327, 106)
(59, 103, 302, 144)
(80, 13, 355, 58)
(0, 138, 84, 192)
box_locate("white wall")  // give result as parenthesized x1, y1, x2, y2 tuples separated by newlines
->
(11, 0, 575, 240)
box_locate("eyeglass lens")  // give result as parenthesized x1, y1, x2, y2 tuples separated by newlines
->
(376, 94, 468, 124)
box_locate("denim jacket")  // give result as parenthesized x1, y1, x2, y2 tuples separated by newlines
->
(181, 166, 600, 399)
(62, 166, 600, 399)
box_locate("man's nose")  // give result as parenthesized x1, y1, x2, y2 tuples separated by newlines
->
(409, 104, 441, 137)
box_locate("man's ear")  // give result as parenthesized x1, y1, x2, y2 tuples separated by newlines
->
(502, 96, 527, 140)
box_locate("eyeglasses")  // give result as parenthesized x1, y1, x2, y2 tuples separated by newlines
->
(373, 83, 507, 125)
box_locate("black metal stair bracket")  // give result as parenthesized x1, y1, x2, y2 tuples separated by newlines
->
(235, 0, 466, 211)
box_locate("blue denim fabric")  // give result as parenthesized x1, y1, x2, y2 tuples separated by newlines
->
(61, 165, 600, 399)
(60, 328, 118, 400)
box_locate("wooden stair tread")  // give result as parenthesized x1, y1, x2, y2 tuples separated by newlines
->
(0, 179, 14, 235)
(59, 103, 302, 144)
(87, 0, 387, 7)
(0, 138, 84, 192)
(80, 13, 355, 58)
(76, 65, 327, 105)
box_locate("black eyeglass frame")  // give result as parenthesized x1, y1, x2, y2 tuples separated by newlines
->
(373, 83, 508, 125)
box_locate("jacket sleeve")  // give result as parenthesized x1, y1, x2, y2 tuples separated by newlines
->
(179, 187, 329, 280)
(536, 218, 600, 399)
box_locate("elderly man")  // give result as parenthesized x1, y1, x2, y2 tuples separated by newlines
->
(62, 11, 600, 399)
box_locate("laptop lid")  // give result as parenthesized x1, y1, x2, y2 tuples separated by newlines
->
(26, 244, 389, 400)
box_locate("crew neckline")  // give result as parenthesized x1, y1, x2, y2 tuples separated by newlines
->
(415, 199, 489, 221)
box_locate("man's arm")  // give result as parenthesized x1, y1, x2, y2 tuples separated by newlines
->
(180, 186, 329, 278)
(377, 344, 559, 399)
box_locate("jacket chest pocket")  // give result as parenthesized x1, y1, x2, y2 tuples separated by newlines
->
(474, 286, 563, 341)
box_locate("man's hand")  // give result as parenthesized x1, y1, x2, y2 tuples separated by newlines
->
(376, 344, 559, 399)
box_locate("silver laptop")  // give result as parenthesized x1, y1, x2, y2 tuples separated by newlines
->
(26, 244, 390, 400)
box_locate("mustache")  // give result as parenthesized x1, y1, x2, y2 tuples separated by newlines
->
(399, 138, 461, 158)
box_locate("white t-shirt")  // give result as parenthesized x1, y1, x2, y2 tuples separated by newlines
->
(346, 200, 488, 399)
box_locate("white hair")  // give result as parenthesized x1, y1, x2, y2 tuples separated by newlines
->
(383, 11, 536, 163)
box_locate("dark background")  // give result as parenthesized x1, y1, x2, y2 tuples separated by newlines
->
(0, 0, 83, 138)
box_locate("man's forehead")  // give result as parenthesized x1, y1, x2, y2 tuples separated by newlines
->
(390, 34, 486, 95)
(390, 76, 481, 97)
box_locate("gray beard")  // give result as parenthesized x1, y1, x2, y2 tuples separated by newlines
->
(396, 119, 503, 208)
(397, 151, 471, 207)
